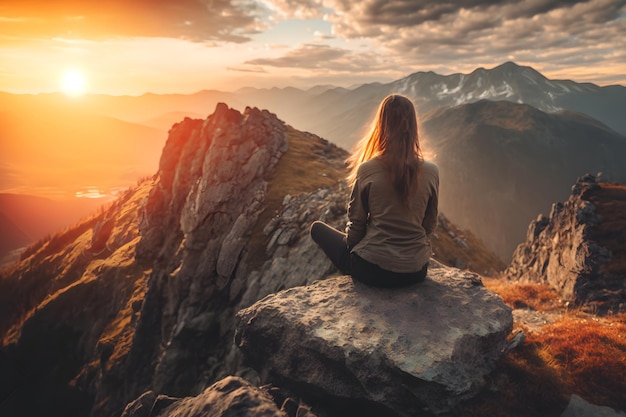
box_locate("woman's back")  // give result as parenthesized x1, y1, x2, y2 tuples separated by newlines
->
(348, 158, 439, 273)
(311, 93, 438, 287)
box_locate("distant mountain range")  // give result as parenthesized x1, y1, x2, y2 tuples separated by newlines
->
(1, 62, 624, 259)
(291, 61, 626, 148)
(3, 62, 624, 149)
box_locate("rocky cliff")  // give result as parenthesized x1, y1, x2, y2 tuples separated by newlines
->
(506, 174, 626, 314)
(0, 103, 505, 417)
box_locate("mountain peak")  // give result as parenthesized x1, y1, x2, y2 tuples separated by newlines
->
(494, 61, 521, 70)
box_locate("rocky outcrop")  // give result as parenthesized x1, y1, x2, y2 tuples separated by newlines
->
(506, 174, 626, 313)
(124, 104, 294, 404)
(235, 262, 513, 416)
(102, 104, 349, 416)
(120, 377, 298, 417)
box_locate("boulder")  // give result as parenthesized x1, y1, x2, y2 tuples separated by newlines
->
(235, 262, 513, 416)
(121, 376, 287, 417)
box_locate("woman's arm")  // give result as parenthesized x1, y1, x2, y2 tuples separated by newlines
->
(346, 180, 370, 249)
(422, 166, 439, 235)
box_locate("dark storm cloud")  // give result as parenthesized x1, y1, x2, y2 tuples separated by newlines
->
(279, 0, 596, 28)
(335, 0, 620, 39)
(331, 0, 625, 71)
(0, 0, 265, 42)
(270, 0, 624, 54)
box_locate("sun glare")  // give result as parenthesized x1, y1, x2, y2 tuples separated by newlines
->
(61, 69, 86, 97)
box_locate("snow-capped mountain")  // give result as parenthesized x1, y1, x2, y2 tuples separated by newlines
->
(220, 62, 624, 149)
(391, 61, 596, 113)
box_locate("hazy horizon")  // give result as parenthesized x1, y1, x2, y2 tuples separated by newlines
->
(2, 60, 625, 99)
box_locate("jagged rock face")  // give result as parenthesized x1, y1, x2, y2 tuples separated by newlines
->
(506, 174, 626, 313)
(132, 103, 291, 395)
(119, 104, 355, 415)
(235, 262, 513, 417)
(137, 102, 287, 269)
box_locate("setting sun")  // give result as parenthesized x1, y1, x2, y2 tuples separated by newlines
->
(61, 69, 86, 97)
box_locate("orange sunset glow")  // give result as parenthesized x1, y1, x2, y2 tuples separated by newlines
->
(61, 69, 87, 97)
(1, 3, 626, 416)
(0, 0, 624, 248)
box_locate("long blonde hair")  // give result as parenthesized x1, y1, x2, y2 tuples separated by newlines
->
(347, 94, 422, 206)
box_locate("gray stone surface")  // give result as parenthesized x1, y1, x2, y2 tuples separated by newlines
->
(122, 377, 287, 417)
(235, 262, 513, 416)
(561, 394, 626, 417)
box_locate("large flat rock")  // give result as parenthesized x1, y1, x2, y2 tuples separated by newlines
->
(235, 263, 513, 416)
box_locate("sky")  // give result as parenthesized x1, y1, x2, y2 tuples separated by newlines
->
(0, 0, 625, 95)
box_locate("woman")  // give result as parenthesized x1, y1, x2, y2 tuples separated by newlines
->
(310, 94, 439, 287)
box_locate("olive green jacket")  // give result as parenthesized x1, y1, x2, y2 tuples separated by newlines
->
(347, 158, 439, 273)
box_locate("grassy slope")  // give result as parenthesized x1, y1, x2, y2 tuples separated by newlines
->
(0, 182, 151, 345)
(457, 279, 626, 416)
(484, 182, 626, 417)
(247, 125, 349, 268)
(431, 218, 506, 275)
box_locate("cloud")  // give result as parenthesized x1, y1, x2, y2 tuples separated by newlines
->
(246, 44, 344, 68)
(262, 0, 626, 84)
(244, 44, 390, 72)
(313, 30, 335, 40)
(320, 0, 624, 48)
(2, 0, 624, 87)
(0, 0, 267, 42)
(227, 66, 267, 73)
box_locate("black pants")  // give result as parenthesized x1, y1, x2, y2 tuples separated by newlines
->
(310, 221, 427, 288)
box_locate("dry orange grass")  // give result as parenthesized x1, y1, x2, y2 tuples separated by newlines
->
(460, 279, 626, 416)
(459, 341, 569, 416)
(531, 313, 626, 410)
(483, 279, 562, 311)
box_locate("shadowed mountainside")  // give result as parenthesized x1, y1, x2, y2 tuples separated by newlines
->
(420, 100, 626, 260)
(0, 194, 107, 264)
